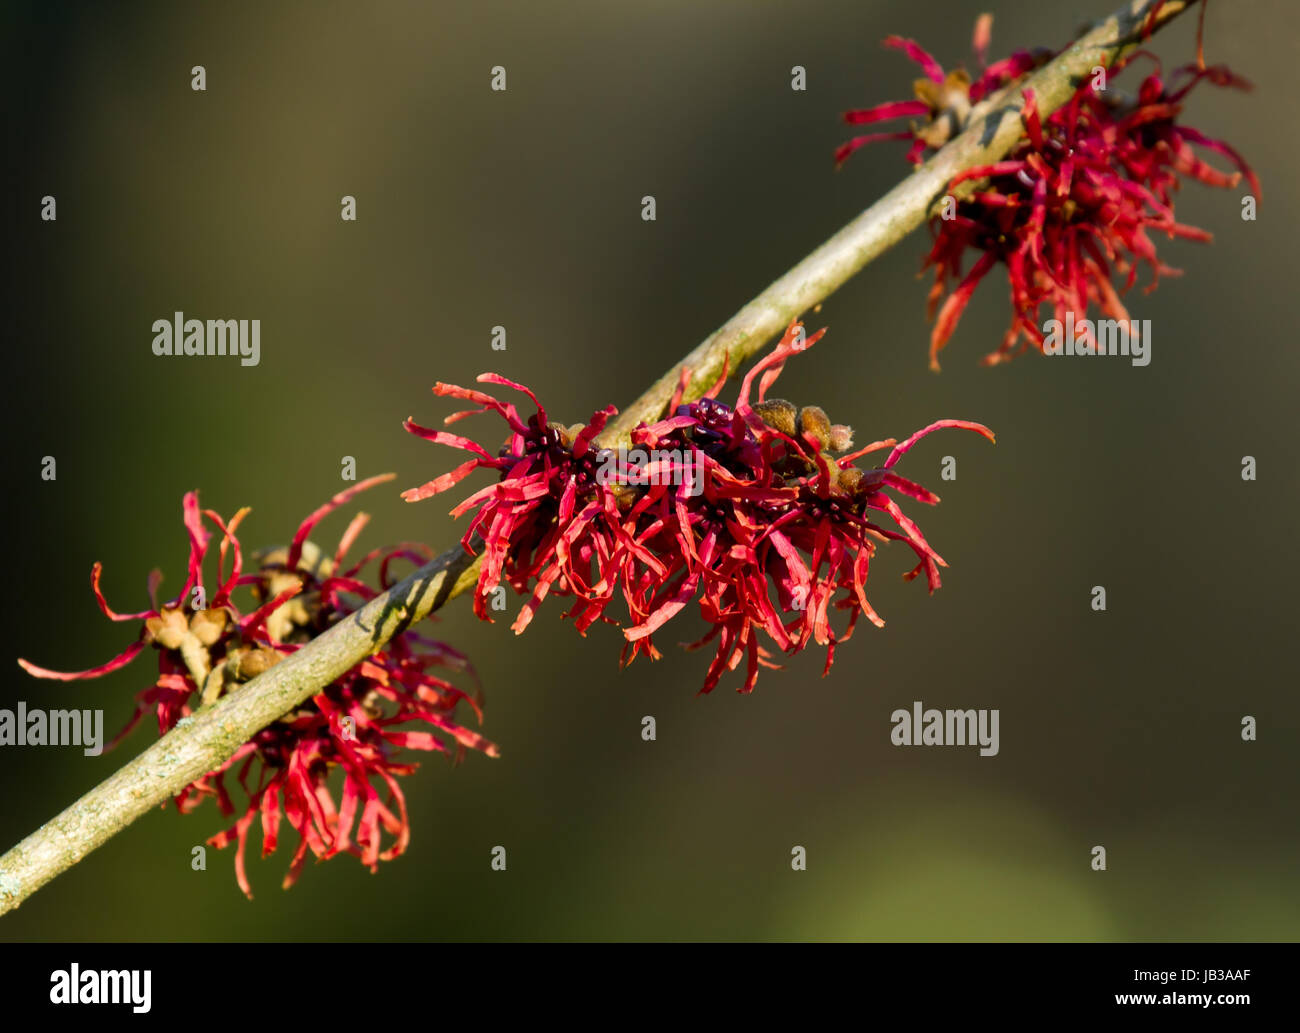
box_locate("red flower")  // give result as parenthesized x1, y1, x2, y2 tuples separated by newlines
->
(401, 379, 624, 634)
(404, 323, 993, 693)
(837, 16, 1259, 368)
(618, 325, 993, 691)
(20, 476, 496, 897)
(836, 16, 1052, 167)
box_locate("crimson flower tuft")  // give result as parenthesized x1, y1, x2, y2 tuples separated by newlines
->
(837, 15, 1259, 368)
(404, 323, 993, 693)
(20, 475, 496, 897)
(401, 378, 621, 634)
(836, 14, 1053, 167)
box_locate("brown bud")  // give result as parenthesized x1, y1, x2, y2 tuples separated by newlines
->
(796, 406, 833, 450)
(752, 399, 797, 437)
(837, 466, 864, 495)
(145, 607, 189, 650)
(189, 607, 229, 646)
(231, 646, 283, 681)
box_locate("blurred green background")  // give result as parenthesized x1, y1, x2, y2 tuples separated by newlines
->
(3, 0, 1297, 941)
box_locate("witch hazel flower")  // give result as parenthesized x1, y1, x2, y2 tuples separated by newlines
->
(20, 475, 496, 897)
(836, 15, 1053, 167)
(400, 378, 625, 634)
(618, 324, 993, 691)
(403, 322, 993, 693)
(837, 15, 1259, 369)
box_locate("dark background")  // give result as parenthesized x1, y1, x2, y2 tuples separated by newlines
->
(3, 0, 1296, 940)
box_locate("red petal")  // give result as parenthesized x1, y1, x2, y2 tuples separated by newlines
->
(402, 459, 482, 503)
(884, 420, 996, 468)
(89, 563, 154, 622)
(288, 474, 396, 570)
(18, 639, 147, 681)
(883, 35, 945, 83)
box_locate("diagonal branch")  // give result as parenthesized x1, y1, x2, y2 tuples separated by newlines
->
(602, 0, 1199, 446)
(0, 0, 1197, 915)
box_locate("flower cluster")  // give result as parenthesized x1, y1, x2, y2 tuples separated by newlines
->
(20, 475, 496, 897)
(403, 323, 993, 693)
(838, 15, 1259, 368)
(835, 15, 1053, 167)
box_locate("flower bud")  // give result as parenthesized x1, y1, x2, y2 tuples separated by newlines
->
(189, 607, 229, 646)
(752, 399, 798, 436)
(797, 405, 833, 450)
(145, 607, 189, 650)
(230, 646, 283, 682)
(828, 424, 854, 453)
(837, 466, 864, 494)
